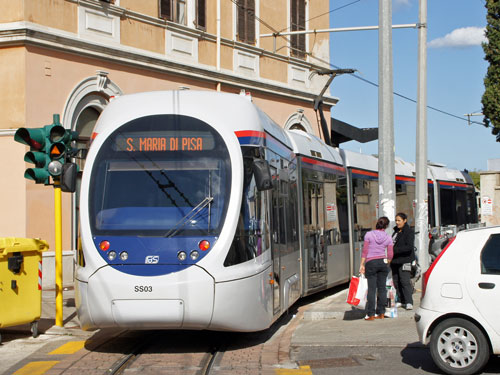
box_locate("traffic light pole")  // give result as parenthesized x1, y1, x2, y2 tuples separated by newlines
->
(54, 179, 63, 327)
(14, 114, 78, 327)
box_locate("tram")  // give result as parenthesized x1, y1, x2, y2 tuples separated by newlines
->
(75, 90, 477, 332)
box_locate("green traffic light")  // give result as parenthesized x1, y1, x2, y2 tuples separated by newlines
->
(14, 114, 78, 184)
(24, 168, 50, 184)
(49, 142, 66, 161)
(24, 151, 49, 167)
(14, 128, 46, 150)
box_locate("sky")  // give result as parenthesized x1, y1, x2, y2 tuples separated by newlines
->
(326, 0, 497, 171)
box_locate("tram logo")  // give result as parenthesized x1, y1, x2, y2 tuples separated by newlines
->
(145, 255, 160, 264)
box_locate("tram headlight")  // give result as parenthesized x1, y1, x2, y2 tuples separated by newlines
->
(108, 251, 117, 261)
(190, 250, 199, 260)
(120, 251, 128, 261)
(177, 251, 187, 261)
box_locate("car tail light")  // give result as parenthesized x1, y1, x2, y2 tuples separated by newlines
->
(422, 236, 456, 298)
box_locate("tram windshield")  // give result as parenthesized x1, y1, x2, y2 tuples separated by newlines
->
(88, 115, 231, 237)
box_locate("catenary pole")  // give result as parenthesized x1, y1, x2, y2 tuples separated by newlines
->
(415, 0, 429, 270)
(378, 0, 395, 224)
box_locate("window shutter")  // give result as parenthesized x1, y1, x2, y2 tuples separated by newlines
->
(237, 0, 255, 44)
(290, 0, 305, 58)
(297, 0, 305, 57)
(246, 0, 255, 44)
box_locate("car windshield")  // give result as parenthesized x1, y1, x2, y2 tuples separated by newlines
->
(88, 115, 231, 237)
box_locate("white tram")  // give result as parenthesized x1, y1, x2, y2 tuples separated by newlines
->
(75, 90, 477, 332)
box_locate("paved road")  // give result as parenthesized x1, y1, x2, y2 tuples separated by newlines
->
(2, 284, 500, 374)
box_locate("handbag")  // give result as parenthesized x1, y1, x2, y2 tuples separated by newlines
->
(346, 274, 368, 309)
(410, 260, 421, 281)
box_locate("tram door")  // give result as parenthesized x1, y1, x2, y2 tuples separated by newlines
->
(304, 181, 327, 289)
(271, 166, 285, 315)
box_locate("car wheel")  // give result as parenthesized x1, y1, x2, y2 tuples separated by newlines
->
(430, 318, 490, 375)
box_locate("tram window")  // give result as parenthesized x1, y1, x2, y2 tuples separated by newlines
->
(428, 186, 436, 227)
(89, 114, 231, 237)
(224, 155, 270, 267)
(440, 188, 467, 228)
(337, 177, 349, 243)
(353, 178, 377, 237)
(465, 189, 478, 224)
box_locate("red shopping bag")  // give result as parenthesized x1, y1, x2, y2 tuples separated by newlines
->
(346, 274, 367, 309)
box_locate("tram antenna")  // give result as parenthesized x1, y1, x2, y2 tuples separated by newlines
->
(310, 68, 356, 147)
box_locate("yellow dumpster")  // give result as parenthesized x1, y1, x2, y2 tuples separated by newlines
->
(0, 237, 49, 344)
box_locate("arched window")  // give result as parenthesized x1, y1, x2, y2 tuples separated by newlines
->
(63, 71, 122, 249)
(284, 110, 313, 133)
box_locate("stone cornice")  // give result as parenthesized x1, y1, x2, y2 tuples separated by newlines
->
(0, 21, 338, 106)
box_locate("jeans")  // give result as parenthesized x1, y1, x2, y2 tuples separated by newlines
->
(365, 258, 390, 316)
(391, 263, 413, 306)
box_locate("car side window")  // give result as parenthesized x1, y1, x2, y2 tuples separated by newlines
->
(481, 233, 500, 275)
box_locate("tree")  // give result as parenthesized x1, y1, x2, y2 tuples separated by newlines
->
(482, 0, 500, 141)
(469, 171, 481, 189)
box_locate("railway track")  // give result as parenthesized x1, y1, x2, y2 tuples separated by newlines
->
(77, 330, 226, 375)
(107, 340, 222, 375)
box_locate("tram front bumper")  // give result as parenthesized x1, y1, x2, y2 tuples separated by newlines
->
(76, 265, 214, 330)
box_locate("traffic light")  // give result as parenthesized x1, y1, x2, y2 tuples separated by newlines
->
(14, 114, 78, 185)
(46, 116, 78, 178)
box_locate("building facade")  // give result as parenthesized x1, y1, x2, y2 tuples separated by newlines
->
(480, 159, 500, 226)
(0, 0, 335, 283)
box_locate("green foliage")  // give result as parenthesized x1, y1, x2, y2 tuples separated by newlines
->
(469, 171, 481, 189)
(482, 0, 500, 141)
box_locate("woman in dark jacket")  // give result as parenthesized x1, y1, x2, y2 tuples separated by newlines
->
(391, 212, 415, 310)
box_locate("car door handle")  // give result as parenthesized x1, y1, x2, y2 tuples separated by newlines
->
(478, 282, 495, 289)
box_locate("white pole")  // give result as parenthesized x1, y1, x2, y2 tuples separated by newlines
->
(378, 0, 396, 224)
(415, 0, 429, 270)
(260, 24, 417, 37)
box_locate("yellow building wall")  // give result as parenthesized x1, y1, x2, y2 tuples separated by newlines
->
(220, 0, 233, 40)
(259, 0, 288, 55)
(0, 138, 27, 238)
(120, 0, 158, 18)
(0, 48, 25, 129)
(308, 0, 330, 58)
(199, 39, 217, 67)
(0, 47, 26, 237)
(260, 56, 287, 84)
(220, 45, 233, 71)
(0, 0, 24, 23)
(24, 0, 77, 34)
(120, 18, 165, 55)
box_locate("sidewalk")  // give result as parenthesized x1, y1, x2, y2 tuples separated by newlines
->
(0, 287, 93, 375)
(292, 281, 422, 348)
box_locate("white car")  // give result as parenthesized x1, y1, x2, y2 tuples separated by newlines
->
(415, 225, 500, 375)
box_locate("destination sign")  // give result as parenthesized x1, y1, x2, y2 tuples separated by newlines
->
(113, 131, 215, 152)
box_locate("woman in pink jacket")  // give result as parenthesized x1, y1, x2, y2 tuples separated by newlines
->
(359, 216, 394, 320)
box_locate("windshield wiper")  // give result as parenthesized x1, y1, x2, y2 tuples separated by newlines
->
(164, 196, 213, 238)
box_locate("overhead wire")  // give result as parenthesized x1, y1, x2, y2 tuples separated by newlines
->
(278, 0, 362, 33)
(232, 0, 491, 130)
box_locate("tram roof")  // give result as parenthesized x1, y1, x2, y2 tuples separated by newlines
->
(286, 129, 343, 166)
(428, 164, 469, 184)
(93, 90, 292, 148)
